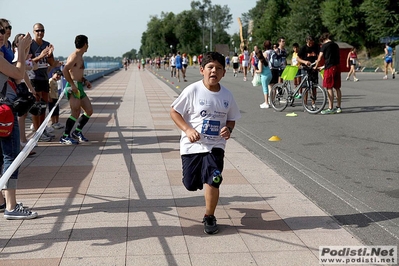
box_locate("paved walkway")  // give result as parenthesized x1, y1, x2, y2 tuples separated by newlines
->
(0, 66, 363, 266)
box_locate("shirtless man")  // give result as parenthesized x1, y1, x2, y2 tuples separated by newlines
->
(60, 35, 93, 145)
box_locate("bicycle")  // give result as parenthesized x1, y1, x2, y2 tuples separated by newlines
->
(270, 63, 327, 114)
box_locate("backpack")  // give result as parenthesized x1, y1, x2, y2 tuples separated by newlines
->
(0, 83, 14, 138)
(269, 50, 282, 69)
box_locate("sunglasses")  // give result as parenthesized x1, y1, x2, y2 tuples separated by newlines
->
(35, 29, 45, 33)
(0, 28, 5, 35)
(5, 26, 12, 30)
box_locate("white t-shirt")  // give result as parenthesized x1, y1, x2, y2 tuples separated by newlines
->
(171, 80, 241, 155)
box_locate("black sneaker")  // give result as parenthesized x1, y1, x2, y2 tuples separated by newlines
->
(202, 215, 219, 234)
(4, 203, 38, 220)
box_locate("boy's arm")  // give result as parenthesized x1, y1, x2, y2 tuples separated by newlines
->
(170, 108, 200, 143)
(220, 121, 235, 140)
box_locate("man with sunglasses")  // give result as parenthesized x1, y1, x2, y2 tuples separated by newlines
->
(29, 23, 61, 142)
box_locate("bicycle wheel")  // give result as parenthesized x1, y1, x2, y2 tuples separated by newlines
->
(270, 83, 289, 112)
(302, 85, 327, 114)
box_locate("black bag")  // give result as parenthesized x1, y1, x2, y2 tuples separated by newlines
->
(13, 82, 36, 116)
(29, 99, 46, 116)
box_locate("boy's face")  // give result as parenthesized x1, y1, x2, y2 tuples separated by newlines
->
(293, 46, 298, 53)
(200, 60, 226, 90)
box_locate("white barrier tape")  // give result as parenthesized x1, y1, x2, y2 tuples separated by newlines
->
(0, 89, 66, 189)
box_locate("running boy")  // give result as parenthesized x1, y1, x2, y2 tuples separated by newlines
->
(60, 35, 93, 144)
(170, 52, 241, 234)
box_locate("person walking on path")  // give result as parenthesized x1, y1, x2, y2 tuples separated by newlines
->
(315, 33, 342, 115)
(346, 48, 359, 82)
(383, 43, 395, 79)
(255, 50, 272, 109)
(60, 35, 93, 145)
(170, 52, 241, 234)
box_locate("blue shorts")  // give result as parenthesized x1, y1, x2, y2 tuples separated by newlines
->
(385, 57, 393, 64)
(181, 148, 224, 191)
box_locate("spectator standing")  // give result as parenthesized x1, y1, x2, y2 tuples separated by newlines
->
(315, 33, 342, 115)
(255, 50, 272, 109)
(30, 23, 61, 141)
(0, 26, 38, 219)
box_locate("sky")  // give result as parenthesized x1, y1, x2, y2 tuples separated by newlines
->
(2, 0, 258, 58)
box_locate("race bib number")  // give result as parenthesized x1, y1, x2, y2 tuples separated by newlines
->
(201, 120, 220, 138)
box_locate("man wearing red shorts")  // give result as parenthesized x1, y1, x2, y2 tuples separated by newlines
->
(315, 32, 342, 115)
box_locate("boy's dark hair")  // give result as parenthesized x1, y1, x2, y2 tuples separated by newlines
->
(75, 35, 88, 49)
(201, 52, 225, 68)
(319, 32, 331, 43)
(293, 43, 299, 48)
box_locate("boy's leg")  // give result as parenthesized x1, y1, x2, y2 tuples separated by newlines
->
(204, 184, 219, 216)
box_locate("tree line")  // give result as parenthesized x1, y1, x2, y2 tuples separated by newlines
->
(124, 0, 399, 59)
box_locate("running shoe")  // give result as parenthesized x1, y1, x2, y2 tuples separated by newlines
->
(346, 76, 349, 81)
(202, 215, 219, 235)
(60, 135, 79, 145)
(321, 108, 335, 115)
(43, 130, 55, 138)
(72, 131, 89, 142)
(259, 102, 269, 109)
(4, 203, 38, 220)
(335, 107, 342, 114)
(39, 134, 51, 142)
(294, 93, 302, 99)
(354, 78, 359, 82)
(393, 73, 395, 79)
(383, 75, 388, 80)
(52, 122, 64, 129)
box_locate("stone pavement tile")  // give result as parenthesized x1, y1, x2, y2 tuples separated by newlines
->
(131, 170, 170, 186)
(283, 215, 342, 231)
(167, 170, 183, 186)
(252, 250, 320, 266)
(63, 239, 127, 258)
(75, 208, 128, 223)
(12, 222, 74, 240)
(0, 258, 61, 266)
(190, 252, 256, 266)
(240, 231, 309, 252)
(70, 221, 128, 240)
(294, 229, 363, 258)
(0, 239, 67, 259)
(126, 236, 188, 256)
(221, 184, 260, 196)
(128, 219, 183, 237)
(128, 206, 178, 221)
(219, 169, 248, 184)
(60, 256, 125, 266)
(126, 254, 191, 266)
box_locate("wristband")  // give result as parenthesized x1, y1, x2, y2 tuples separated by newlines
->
(227, 127, 233, 133)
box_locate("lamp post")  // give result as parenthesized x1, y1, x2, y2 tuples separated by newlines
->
(231, 41, 235, 54)
(205, 45, 208, 53)
(170, 45, 173, 55)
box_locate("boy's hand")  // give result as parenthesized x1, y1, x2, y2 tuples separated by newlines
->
(185, 128, 200, 143)
(220, 126, 231, 140)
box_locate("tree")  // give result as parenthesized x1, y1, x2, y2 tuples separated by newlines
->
(360, 0, 399, 42)
(321, 0, 359, 45)
(282, 0, 325, 46)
